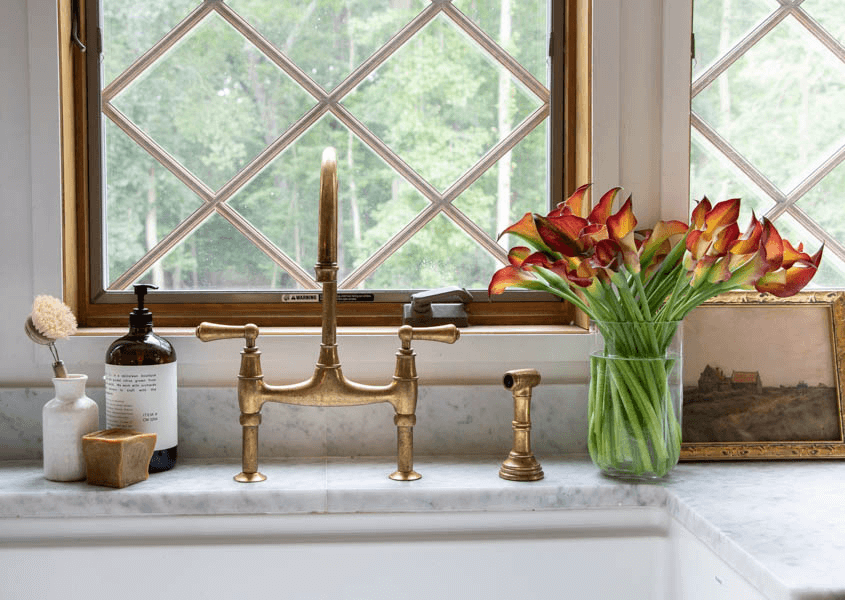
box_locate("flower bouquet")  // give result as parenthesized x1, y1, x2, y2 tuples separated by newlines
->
(489, 185, 823, 478)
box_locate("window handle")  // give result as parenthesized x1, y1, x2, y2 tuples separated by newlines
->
(71, 0, 86, 52)
(403, 286, 472, 327)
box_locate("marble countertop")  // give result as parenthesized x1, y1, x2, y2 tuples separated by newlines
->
(1, 456, 843, 599)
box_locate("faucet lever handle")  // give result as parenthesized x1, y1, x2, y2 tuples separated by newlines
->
(398, 324, 460, 349)
(196, 322, 259, 347)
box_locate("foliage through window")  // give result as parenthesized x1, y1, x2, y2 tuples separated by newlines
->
(94, 0, 555, 299)
(690, 0, 845, 287)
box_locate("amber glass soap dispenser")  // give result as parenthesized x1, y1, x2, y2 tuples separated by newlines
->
(105, 284, 177, 472)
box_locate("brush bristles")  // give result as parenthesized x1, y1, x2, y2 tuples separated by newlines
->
(31, 295, 77, 340)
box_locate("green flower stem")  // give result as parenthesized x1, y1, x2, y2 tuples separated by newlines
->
(641, 231, 690, 290)
(588, 327, 681, 477)
(630, 268, 654, 321)
(609, 371, 644, 471)
(647, 262, 685, 315)
(609, 357, 669, 465)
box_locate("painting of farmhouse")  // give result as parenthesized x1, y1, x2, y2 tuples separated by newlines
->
(682, 303, 841, 443)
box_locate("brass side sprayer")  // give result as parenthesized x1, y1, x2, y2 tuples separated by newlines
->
(499, 368, 544, 481)
(196, 148, 460, 483)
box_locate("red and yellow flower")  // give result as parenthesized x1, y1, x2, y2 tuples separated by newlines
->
(489, 186, 823, 322)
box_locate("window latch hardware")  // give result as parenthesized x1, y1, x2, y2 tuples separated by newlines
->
(403, 286, 473, 328)
(71, 0, 86, 52)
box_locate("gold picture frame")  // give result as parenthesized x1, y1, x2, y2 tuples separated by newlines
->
(680, 291, 845, 461)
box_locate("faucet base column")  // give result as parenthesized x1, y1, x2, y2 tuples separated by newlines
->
(235, 413, 266, 483)
(235, 471, 267, 483)
(390, 414, 421, 481)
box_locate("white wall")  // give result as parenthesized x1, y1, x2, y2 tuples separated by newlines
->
(0, 0, 691, 388)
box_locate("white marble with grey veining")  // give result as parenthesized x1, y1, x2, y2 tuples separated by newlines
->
(1, 457, 844, 599)
(0, 384, 588, 460)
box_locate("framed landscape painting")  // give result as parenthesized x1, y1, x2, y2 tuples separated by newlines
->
(680, 291, 845, 460)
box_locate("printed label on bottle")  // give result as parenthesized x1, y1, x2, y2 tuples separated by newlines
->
(105, 362, 177, 450)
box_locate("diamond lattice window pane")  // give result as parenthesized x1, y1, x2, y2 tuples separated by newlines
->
(227, 114, 428, 282)
(342, 14, 543, 192)
(801, 0, 845, 46)
(689, 129, 775, 225)
(691, 0, 775, 80)
(453, 122, 547, 240)
(112, 13, 316, 192)
(102, 0, 199, 86)
(104, 119, 205, 287)
(796, 159, 845, 250)
(356, 214, 499, 290)
(692, 17, 845, 191)
(768, 213, 843, 289)
(133, 212, 300, 290)
(226, 0, 426, 91)
(452, 0, 548, 84)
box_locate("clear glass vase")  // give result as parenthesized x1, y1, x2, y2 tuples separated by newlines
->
(588, 321, 683, 480)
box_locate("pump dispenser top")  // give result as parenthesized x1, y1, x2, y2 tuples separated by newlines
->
(129, 284, 156, 328)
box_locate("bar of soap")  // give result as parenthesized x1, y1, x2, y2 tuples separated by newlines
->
(82, 429, 156, 488)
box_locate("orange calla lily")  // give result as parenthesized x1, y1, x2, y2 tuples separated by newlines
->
(507, 246, 533, 267)
(550, 183, 591, 218)
(755, 244, 823, 297)
(690, 197, 711, 229)
(488, 265, 546, 295)
(588, 187, 622, 225)
(759, 218, 784, 271)
(497, 212, 554, 255)
(729, 212, 763, 257)
(639, 220, 688, 269)
(606, 197, 639, 272)
(489, 186, 821, 326)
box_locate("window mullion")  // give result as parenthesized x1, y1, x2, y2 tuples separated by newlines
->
(101, 2, 213, 103)
(329, 2, 443, 101)
(214, 2, 326, 100)
(442, 103, 550, 204)
(782, 144, 845, 210)
(691, 112, 786, 203)
(215, 103, 329, 204)
(216, 204, 318, 288)
(441, 204, 508, 263)
(691, 7, 789, 99)
(330, 103, 441, 202)
(108, 204, 216, 290)
(792, 7, 845, 64)
(442, 2, 550, 102)
(103, 103, 215, 202)
(339, 205, 440, 290)
(783, 204, 845, 265)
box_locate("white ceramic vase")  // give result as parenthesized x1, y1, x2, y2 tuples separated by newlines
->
(42, 374, 99, 481)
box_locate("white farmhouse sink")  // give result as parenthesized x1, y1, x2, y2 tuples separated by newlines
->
(1, 507, 764, 600)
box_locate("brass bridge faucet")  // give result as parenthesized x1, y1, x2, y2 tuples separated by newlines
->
(196, 148, 460, 483)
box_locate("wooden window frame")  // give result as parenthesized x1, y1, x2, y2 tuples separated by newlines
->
(59, 0, 591, 328)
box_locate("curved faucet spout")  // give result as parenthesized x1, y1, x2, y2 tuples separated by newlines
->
(316, 147, 339, 353)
